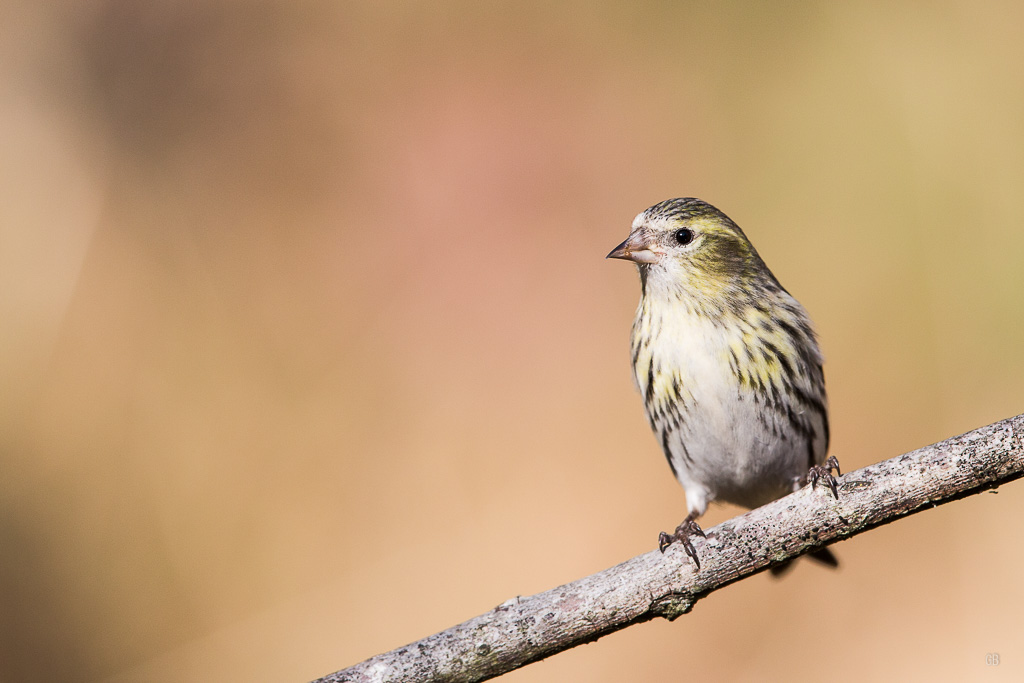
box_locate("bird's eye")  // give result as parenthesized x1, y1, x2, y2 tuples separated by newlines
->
(674, 228, 694, 245)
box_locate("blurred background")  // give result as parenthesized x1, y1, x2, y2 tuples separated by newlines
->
(2, 1, 1023, 681)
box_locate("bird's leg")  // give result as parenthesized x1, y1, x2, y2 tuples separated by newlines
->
(658, 513, 706, 569)
(769, 456, 842, 576)
(807, 455, 842, 499)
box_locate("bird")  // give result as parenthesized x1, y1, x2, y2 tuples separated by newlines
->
(607, 197, 839, 570)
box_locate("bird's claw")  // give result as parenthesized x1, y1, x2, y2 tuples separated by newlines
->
(658, 517, 706, 570)
(808, 455, 842, 499)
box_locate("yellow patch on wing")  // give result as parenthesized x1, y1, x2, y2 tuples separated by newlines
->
(721, 307, 794, 392)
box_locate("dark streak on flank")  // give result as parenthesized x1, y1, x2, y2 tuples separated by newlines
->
(678, 439, 694, 467)
(662, 430, 679, 479)
(645, 360, 655, 405)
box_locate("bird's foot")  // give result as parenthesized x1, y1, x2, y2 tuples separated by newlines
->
(658, 515, 706, 569)
(808, 455, 842, 499)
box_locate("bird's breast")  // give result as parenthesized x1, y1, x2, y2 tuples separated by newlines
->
(632, 301, 739, 434)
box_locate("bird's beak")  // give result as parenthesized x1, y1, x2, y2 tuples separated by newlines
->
(606, 232, 661, 264)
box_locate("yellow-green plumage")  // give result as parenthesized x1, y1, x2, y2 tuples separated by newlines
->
(609, 198, 831, 564)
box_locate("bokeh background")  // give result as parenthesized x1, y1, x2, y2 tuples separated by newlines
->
(3, 1, 1023, 681)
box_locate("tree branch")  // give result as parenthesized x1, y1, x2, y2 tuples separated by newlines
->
(315, 413, 1024, 683)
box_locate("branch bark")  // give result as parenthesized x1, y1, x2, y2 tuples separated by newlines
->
(315, 413, 1024, 683)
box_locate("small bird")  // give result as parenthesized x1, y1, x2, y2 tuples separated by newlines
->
(608, 198, 839, 570)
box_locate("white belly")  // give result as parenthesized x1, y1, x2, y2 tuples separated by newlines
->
(634, 303, 825, 515)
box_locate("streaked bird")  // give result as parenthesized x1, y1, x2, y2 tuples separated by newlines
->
(608, 198, 839, 569)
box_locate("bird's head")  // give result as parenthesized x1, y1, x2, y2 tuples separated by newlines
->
(607, 198, 775, 303)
